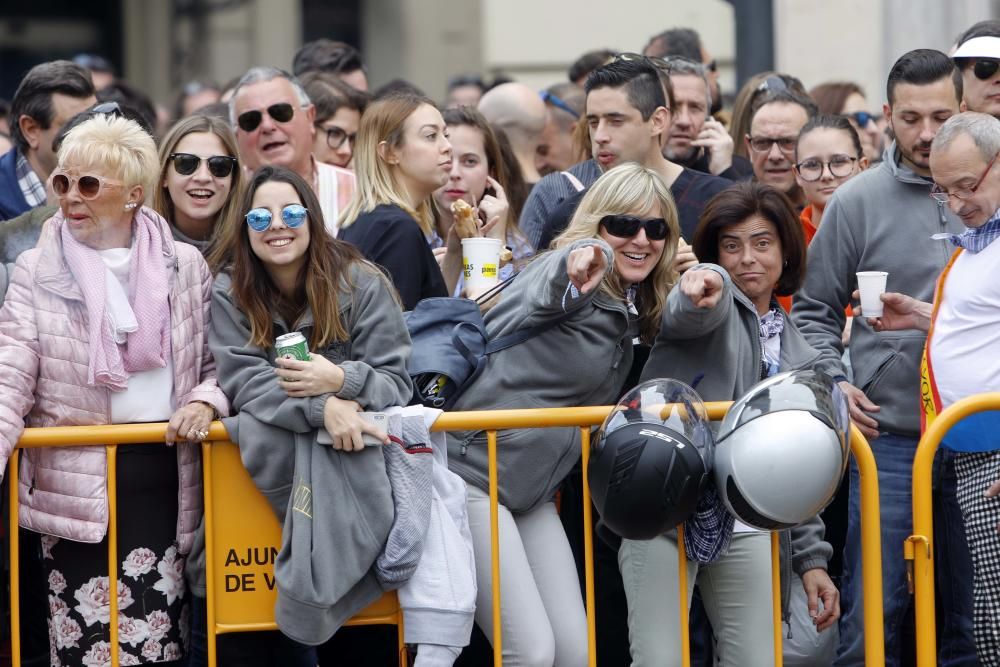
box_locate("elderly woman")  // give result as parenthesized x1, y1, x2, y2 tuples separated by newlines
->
(0, 114, 228, 666)
(627, 182, 840, 667)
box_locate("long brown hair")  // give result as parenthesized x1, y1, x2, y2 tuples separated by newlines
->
(214, 165, 370, 349)
(153, 114, 243, 251)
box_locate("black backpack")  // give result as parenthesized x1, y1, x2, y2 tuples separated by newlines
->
(404, 277, 573, 409)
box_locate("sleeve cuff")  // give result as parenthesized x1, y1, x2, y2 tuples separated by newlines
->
(793, 556, 829, 576)
(307, 394, 333, 427)
(335, 363, 363, 401)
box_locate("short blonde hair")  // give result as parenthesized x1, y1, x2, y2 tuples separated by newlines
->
(553, 162, 680, 343)
(57, 115, 158, 203)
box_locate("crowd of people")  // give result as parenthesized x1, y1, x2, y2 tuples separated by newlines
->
(0, 18, 999, 667)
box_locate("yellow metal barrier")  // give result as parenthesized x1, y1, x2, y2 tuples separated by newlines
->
(9, 406, 884, 666)
(907, 392, 1000, 667)
(432, 404, 884, 667)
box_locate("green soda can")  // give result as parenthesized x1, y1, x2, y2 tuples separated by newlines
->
(275, 332, 310, 362)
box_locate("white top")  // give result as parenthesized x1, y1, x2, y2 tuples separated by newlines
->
(315, 159, 356, 236)
(98, 248, 175, 423)
(929, 239, 1000, 408)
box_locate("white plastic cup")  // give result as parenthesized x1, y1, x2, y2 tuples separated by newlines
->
(462, 238, 503, 293)
(857, 271, 888, 318)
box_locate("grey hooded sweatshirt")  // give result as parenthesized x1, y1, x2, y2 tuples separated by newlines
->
(191, 264, 413, 644)
(446, 238, 637, 513)
(790, 142, 962, 436)
(641, 263, 834, 618)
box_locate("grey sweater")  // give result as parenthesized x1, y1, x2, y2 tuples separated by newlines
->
(447, 238, 637, 513)
(190, 264, 413, 644)
(790, 143, 962, 436)
(641, 264, 833, 614)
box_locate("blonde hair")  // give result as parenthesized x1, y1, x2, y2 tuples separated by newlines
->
(553, 163, 680, 343)
(57, 115, 158, 202)
(153, 114, 244, 251)
(339, 93, 438, 235)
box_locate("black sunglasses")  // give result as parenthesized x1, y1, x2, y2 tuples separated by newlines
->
(849, 111, 878, 128)
(169, 153, 237, 178)
(972, 59, 1000, 81)
(237, 102, 296, 132)
(600, 214, 669, 241)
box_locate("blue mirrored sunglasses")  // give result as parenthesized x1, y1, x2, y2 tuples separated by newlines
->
(245, 204, 309, 232)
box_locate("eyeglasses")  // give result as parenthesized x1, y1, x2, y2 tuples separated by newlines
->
(930, 151, 1000, 203)
(795, 155, 859, 181)
(756, 75, 789, 94)
(316, 124, 356, 150)
(971, 59, 1000, 81)
(169, 153, 237, 178)
(706, 60, 718, 73)
(747, 135, 797, 154)
(245, 204, 309, 232)
(236, 103, 296, 133)
(848, 111, 878, 128)
(51, 171, 123, 200)
(600, 214, 669, 241)
(614, 52, 672, 72)
(539, 90, 580, 119)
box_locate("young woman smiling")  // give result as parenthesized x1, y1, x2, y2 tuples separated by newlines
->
(153, 114, 242, 256)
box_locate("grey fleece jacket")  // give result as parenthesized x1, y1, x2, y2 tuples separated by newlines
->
(186, 264, 412, 623)
(641, 263, 833, 616)
(447, 238, 637, 513)
(790, 142, 962, 436)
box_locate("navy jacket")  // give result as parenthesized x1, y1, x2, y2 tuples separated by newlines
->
(0, 149, 32, 222)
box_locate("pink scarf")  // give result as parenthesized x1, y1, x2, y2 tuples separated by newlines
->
(59, 206, 171, 390)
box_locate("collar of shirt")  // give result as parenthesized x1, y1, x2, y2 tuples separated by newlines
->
(15, 148, 47, 208)
(934, 208, 1000, 254)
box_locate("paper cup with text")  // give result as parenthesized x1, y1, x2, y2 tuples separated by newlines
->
(462, 237, 503, 293)
(856, 271, 888, 318)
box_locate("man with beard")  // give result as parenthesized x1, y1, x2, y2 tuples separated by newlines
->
(791, 49, 977, 667)
(661, 57, 752, 181)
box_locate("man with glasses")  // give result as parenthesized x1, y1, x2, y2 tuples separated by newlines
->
(230, 67, 355, 234)
(953, 21, 1000, 120)
(745, 89, 817, 209)
(0, 60, 96, 221)
(791, 49, 976, 667)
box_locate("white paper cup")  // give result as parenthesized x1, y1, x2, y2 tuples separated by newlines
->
(857, 271, 888, 318)
(462, 238, 503, 293)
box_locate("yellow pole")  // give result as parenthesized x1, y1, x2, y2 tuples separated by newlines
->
(771, 532, 783, 667)
(579, 427, 598, 667)
(9, 449, 20, 667)
(107, 445, 120, 667)
(909, 392, 1000, 666)
(487, 429, 502, 666)
(677, 525, 690, 667)
(849, 427, 885, 666)
(202, 441, 219, 667)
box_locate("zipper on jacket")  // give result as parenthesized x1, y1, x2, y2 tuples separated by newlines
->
(936, 200, 948, 227)
(459, 430, 483, 456)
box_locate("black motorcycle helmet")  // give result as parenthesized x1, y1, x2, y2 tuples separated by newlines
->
(589, 379, 714, 540)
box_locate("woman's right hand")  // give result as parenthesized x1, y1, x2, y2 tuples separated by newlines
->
(680, 268, 723, 309)
(322, 396, 389, 452)
(567, 244, 608, 294)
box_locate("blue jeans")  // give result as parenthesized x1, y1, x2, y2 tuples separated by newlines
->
(835, 434, 978, 666)
(184, 596, 318, 667)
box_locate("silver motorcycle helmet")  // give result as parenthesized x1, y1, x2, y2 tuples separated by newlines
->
(589, 379, 715, 540)
(713, 369, 850, 530)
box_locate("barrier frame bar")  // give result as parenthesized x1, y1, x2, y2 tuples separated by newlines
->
(431, 404, 884, 667)
(8, 409, 883, 666)
(908, 392, 1000, 667)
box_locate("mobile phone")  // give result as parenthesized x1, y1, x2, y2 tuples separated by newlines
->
(317, 411, 388, 446)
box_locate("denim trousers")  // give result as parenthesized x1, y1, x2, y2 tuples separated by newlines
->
(835, 434, 978, 666)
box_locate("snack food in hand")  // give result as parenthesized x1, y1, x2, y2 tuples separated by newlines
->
(451, 199, 480, 238)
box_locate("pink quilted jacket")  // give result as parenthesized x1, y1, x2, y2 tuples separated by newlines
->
(0, 212, 229, 553)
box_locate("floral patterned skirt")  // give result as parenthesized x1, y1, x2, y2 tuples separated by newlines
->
(42, 443, 188, 666)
